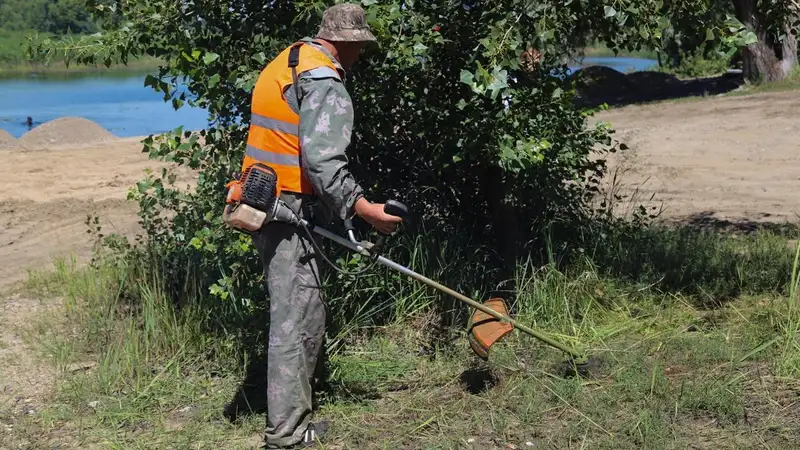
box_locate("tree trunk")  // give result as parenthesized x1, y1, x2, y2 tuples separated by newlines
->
(732, 0, 798, 82)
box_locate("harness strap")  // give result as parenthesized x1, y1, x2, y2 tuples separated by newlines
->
(286, 42, 312, 205)
(288, 42, 303, 106)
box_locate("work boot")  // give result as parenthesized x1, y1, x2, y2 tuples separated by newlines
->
(263, 421, 330, 449)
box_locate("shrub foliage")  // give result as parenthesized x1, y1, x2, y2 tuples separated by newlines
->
(30, 0, 672, 321)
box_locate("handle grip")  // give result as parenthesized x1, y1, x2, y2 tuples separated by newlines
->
(384, 200, 409, 219)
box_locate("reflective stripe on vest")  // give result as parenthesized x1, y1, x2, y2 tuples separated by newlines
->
(302, 66, 341, 80)
(250, 113, 298, 136)
(242, 41, 340, 195)
(245, 144, 299, 166)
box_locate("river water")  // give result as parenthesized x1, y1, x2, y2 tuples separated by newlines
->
(0, 56, 657, 139)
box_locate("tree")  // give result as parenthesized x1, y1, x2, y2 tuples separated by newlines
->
(731, 0, 799, 82)
(0, 0, 95, 34)
(584, 0, 798, 83)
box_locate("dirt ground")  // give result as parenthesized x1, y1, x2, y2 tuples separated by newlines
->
(594, 90, 800, 228)
(0, 136, 194, 289)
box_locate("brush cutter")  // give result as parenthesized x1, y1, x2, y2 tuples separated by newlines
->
(223, 164, 594, 374)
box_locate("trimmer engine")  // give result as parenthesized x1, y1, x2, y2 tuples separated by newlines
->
(223, 163, 297, 232)
(239, 163, 279, 213)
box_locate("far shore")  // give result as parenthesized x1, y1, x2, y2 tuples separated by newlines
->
(0, 57, 162, 78)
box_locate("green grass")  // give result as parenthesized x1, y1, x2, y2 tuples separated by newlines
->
(6, 223, 800, 448)
(580, 41, 661, 60)
(732, 67, 800, 96)
(0, 28, 161, 75)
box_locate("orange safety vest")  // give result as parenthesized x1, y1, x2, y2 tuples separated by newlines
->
(242, 41, 341, 195)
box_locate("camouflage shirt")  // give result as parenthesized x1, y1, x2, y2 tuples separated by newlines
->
(281, 37, 364, 223)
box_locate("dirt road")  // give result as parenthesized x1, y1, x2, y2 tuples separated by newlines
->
(1, 90, 800, 289)
(594, 90, 800, 227)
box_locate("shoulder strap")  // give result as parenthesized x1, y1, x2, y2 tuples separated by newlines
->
(286, 42, 309, 192)
(287, 42, 304, 105)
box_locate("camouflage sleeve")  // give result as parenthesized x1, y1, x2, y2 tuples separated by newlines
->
(297, 76, 364, 221)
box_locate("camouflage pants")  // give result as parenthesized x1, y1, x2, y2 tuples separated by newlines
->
(253, 202, 327, 448)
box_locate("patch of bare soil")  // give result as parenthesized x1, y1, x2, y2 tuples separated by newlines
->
(0, 294, 59, 448)
(17, 117, 117, 149)
(739, 364, 800, 448)
(595, 89, 800, 228)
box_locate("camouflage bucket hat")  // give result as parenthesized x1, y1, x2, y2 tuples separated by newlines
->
(316, 3, 377, 42)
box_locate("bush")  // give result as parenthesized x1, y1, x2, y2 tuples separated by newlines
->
(657, 45, 732, 78)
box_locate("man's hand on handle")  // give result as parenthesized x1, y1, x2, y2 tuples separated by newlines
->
(354, 197, 403, 234)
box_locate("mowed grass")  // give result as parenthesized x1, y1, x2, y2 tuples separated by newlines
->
(6, 224, 800, 449)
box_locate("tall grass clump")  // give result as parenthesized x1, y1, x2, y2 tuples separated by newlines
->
(580, 222, 800, 304)
(653, 46, 733, 79)
(319, 220, 502, 341)
(26, 251, 250, 406)
(775, 240, 800, 376)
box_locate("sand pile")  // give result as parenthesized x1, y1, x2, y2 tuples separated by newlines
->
(18, 117, 117, 148)
(0, 129, 20, 150)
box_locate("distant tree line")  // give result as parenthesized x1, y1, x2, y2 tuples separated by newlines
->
(0, 0, 95, 34)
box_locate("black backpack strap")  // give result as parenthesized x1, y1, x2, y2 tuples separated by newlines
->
(288, 42, 304, 105)
(287, 41, 313, 200)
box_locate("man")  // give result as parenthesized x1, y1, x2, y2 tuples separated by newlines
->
(237, 3, 402, 449)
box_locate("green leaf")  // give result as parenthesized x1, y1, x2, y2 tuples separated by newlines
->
(705, 28, 714, 41)
(604, 6, 616, 18)
(203, 52, 220, 64)
(136, 180, 150, 193)
(459, 69, 474, 85)
(486, 68, 508, 99)
(208, 74, 221, 88)
(252, 52, 266, 65)
(189, 237, 203, 249)
(144, 74, 158, 88)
